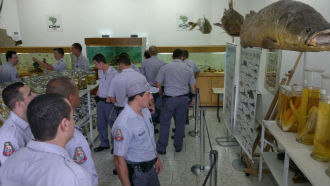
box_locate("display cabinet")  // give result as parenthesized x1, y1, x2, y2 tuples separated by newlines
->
(85, 37, 146, 67)
(0, 47, 73, 76)
(158, 45, 226, 106)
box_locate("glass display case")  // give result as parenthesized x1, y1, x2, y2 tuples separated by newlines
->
(0, 47, 73, 76)
(158, 52, 225, 72)
(85, 37, 146, 67)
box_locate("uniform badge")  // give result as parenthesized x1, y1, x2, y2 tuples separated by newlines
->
(73, 146, 87, 164)
(3, 142, 15, 157)
(114, 129, 124, 141)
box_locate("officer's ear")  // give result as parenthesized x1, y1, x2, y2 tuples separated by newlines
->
(59, 117, 71, 133)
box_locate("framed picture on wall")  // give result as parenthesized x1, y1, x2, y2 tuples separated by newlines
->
(46, 15, 63, 32)
(176, 13, 193, 31)
(265, 49, 282, 94)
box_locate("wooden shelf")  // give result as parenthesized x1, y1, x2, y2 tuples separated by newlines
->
(157, 45, 226, 53)
(85, 37, 146, 46)
(0, 46, 72, 53)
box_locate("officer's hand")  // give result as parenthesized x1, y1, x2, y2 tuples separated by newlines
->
(189, 97, 195, 107)
(106, 97, 111, 103)
(155, 157, 162, 174)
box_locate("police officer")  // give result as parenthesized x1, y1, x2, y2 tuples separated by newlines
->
(93, 53, 118, 152)
(72, 43, 90, 71)
(183, 50, 200, 77)
(32, 48, 67, 72)
(0, 94, 92, 186)
(140, 46, 166, 126)
(155, 49, 196, 154)
(108, 52, 149, 123)
(0, 51, 20, 83)
(0, 82, 36, 166)
(112, 77, 162, 186)
(46, 77, 98, 186)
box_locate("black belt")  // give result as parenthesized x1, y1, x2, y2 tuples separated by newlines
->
(95, 96, 113, 104)
(164, 94, 189, 98)
(127, 158, 157, 173)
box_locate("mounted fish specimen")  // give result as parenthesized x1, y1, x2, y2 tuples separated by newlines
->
(240, 0, 330, 52)
(188, 17, 212, 34)
(214, 1, 244, 37)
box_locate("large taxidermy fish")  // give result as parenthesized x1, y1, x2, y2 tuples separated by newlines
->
(240, 0, 330, 52)
(214, 1, 244, 37)
(188, 17, 212, 34)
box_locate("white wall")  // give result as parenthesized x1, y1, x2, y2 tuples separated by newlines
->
(0, 0, 21, 39)
(15, 0, 235, 49)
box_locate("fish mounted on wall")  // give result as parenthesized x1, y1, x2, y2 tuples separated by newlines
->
(188, 17, 212, 34)
(240, 0, 330, 52)
(214, 0, 244, 37)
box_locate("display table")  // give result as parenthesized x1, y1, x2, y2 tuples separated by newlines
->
(259, 120, 330, 186)
(212, 88, 224, 122)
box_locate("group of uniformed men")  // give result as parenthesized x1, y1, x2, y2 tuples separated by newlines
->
(0, 44, 200, 186)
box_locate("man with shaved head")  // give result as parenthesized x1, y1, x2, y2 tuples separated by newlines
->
(140, 46, 166, 127)
(46, 77, 98, 186)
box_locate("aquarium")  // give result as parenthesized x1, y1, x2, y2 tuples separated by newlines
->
(158, 52, 225, 72)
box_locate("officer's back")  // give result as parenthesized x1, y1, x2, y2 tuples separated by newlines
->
(157, 57, 194, 97)
(141, 46, 166, 86)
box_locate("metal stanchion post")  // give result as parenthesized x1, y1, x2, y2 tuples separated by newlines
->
(209, 150, 218, 186)
(189, 88, 200, 137)
(191, 109, 209, 175)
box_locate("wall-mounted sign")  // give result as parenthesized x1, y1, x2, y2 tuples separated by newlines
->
(47, 15, 62, 32)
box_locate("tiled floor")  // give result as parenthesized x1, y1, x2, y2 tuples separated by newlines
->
(93, 107, 277, 186)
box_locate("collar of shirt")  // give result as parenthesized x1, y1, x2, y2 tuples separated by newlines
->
(122, 68, 135, 73)
(172, 59, 183, 63)
(27, 140, 70, 159)
(5, 62, 14, 67)
(9, 111, 30, 130)
(57, 58, 64, 62)
(124, 104, 148, 120)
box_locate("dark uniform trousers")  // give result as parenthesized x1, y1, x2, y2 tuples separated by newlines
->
(97, 99, 115, 147)
(157, 95, 189, 152)
(127, 158, 160, 186)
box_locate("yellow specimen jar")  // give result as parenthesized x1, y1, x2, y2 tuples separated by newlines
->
(311, 97, 330, 161)
(296, 68, 323, 145)
(278, 85, 301, 132)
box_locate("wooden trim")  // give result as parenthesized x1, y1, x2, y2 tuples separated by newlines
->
(0, 47, 72, 53)
(198, 72, 224, 77)
(85, 38, 146, 46)
(157, 45, 226, 53)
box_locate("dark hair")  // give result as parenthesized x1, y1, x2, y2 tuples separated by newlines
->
(2, 82, 25, 110)
(183, 50, 189, 58)
(144, 50, 151, 59)
(46, 77, 77, 98)
(5, 51, 17, 61)
(93, 53, 106, 64)
(172, 49, 184, 59)
(72, 43, 82, 52)
(117, 52, 131, 66)
(127, 92, 145, 102)
(27, 93, 71, 141)
(54, 48, 64, 56)
(148, 46, 158, 56)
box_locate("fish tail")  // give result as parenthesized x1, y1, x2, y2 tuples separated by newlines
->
(229, 0, 233, 9)
(188, 22, 197, 30)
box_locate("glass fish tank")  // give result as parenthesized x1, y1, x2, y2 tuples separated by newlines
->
(158, 52, 225, 73)
(1, 52, 73, 75)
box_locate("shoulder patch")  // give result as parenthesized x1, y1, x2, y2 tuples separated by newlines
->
(114, 129, 124, 141)
(3, 142, 15, 157)
(73, 146, 87, 164)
